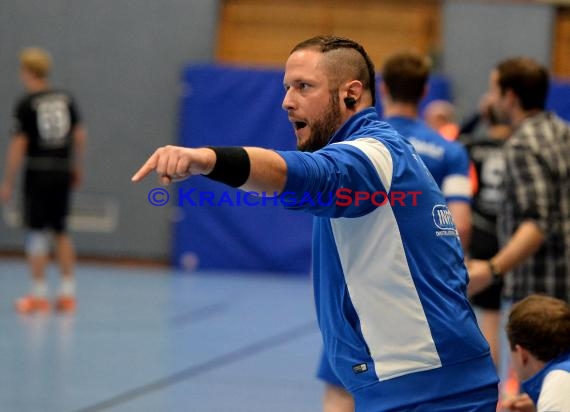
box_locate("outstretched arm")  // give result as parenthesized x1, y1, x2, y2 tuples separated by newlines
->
(131, 145, 288, 194)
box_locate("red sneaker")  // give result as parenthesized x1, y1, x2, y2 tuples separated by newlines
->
(15, 295, 51, 314)
(55, 296, 76, 313)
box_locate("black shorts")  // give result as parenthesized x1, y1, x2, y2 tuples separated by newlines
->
(471, 278, 504, 311)
(24, 169, 72, 233)
(469, 229, 503, 311)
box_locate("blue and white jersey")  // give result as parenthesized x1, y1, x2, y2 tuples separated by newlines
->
(386, 116, 471, 204)
(522, 352, 570, 407)
(277, 108, 497, 409)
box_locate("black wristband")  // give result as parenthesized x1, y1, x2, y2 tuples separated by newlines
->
(488, 260, 502, 280)
(205, 147, 250, 188)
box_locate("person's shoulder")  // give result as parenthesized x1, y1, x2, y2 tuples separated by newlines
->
(418, 123, 465, 155)
(356, 119, 402, 142)
(545, 368, 570, 379)
(14, 92, 34, 108)
(506, 121, 545, 152)
(412, 120, 449, 144)
(537, 369, 570, 411)
(547, 112, 570, 132)
(13, 93, 41, 117)
(445, 138, 467, 152)
(338, 126, 399, 157)
(386, 116, 422, 132)
(410, 119, 440, 139)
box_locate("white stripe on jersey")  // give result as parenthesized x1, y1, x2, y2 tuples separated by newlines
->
(330, 139, 442, 381)
(442, 174, 472, 199)
(334, 138, 393, 191)
(331, 205, 442, 381)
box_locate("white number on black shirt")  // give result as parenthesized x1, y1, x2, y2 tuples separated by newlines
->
(36, 99, 70, 147)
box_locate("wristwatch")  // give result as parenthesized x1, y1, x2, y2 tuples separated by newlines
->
(487, 260, 502, 281)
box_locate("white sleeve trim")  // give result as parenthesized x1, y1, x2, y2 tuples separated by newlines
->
(334, 138, 393, 191)
(441, 174, 472, 199)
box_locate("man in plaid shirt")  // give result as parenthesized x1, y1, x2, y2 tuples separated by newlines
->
(468, 57, 570, 303)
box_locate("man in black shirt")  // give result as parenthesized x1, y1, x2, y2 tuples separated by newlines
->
(460, 100, 511, 367)
(0, 47, 87, 313)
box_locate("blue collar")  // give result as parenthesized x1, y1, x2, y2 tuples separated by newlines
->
(327, 107, 380, 145)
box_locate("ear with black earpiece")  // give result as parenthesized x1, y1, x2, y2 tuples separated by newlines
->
(344, 96, 356, 109)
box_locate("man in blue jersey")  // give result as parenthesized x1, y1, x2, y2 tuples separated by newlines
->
(380, 52, 472, 250)
(133, 36, 498, 411)
(318, 51, 475, 411)
(502, 295, 570, 411)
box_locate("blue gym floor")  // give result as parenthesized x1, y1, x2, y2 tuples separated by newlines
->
(0, 259, 323, 412)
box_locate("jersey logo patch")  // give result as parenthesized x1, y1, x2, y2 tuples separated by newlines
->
(432, 204, 458, 237)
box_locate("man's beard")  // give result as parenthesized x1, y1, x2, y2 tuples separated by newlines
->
(298, 93, 342, 152)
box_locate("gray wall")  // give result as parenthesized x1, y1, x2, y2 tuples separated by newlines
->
(442, 0, 554, 119)
(0, 1, 219, 260)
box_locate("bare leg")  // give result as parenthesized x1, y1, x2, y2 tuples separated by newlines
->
(323, 384, 354, 412)
(26, 230, 50, 296)
(29, 253, 49, 292)
(53, 232, 77, 312)
(54, 232, 75, 280)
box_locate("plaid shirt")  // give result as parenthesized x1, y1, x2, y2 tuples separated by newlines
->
(498, 112, 570, 302)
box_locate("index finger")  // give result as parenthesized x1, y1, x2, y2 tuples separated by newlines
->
(131, 155, 158, 182)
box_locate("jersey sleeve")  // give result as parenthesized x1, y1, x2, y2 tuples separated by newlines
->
(67, 94, 82, 127)
(276, 137, 393, 218)
(10, 98, 29, 136)
(441, 141, 472, 203)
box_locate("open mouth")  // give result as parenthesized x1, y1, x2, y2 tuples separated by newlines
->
(294, 121, 307, 130)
